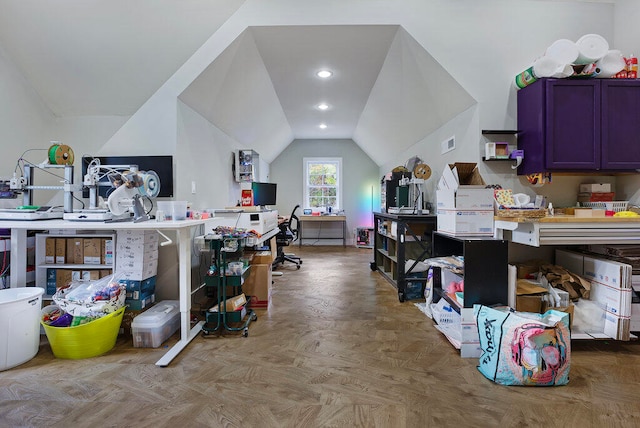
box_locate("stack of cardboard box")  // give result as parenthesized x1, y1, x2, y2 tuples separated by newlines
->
(436, 163, 494, 236)
(115, 230, 159, 310)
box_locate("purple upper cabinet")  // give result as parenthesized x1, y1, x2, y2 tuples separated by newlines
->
(517, 78, 600, 175)
(601, 80, 640, 170)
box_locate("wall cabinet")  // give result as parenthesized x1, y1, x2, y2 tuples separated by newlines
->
(371, 212, 437, 302)
(35, 232, 115, 299)
(517, 78, 640, 175)
(234, 149, 259, 182)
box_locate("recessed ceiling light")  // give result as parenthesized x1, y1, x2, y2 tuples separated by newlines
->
(317, 103, 329, 110)
(319, 123, 328, 129)
(316, 70, 333, 79)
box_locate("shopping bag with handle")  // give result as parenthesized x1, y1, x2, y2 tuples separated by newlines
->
(474, 305, 570, 386)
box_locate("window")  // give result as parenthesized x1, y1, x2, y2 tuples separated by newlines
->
(303, 157, 341, 210)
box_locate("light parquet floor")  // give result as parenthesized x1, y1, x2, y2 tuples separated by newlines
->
(1, 246, 640, 428)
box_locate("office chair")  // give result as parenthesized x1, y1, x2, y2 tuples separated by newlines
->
(273, 205, 303, 269)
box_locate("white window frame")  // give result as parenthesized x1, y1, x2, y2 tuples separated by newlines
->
(303, 157, 342, 210)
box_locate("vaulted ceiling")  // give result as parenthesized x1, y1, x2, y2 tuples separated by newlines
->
(0, 1, 476, 165)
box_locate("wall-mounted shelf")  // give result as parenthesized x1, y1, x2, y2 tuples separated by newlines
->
(481, 130, 522, 168)
(481, 130, 519, 135)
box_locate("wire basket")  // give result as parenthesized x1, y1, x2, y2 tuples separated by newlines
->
(579, 201, 629, 212)
(495, 208, 547, 218)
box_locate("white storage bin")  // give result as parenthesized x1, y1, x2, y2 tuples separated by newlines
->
(131, 300, 180, 348)
(0, 287, 44, 371)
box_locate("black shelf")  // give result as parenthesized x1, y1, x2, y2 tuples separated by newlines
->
(482, 130, 519, 135)
(431, 232, 508, 309)
(372, 212, 437, 302)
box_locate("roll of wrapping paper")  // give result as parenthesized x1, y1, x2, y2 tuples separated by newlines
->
(48, 144, 75, 165)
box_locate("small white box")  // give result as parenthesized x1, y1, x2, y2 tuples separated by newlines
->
(131, 300, 180, 348)
(579, 183, 611, 193)
(437, 209, 494, 236)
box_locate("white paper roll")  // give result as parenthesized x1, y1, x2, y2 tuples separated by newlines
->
(576, 34, 609, 64)
(532, 56, 563, 78)
(596, 49, 626, 78)
(545, 39, 579, 65)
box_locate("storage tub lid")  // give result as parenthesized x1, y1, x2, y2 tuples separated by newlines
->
(131, 300, 179, 327)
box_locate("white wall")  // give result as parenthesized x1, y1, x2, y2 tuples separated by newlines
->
(270, 139, 380, 245)
(176, 101, 247, 210)
(0, 45, 55, 208)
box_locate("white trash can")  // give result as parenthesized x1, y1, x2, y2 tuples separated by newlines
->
(0, 287, 44, 371)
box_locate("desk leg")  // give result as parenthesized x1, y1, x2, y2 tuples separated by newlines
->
(156, 227, 202, 367)
(343, 220, 346, 247)
(299, 221, 303, 247)
(10, 229, 27, 288)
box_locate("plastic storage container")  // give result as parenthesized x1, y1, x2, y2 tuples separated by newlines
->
(156, 201, 187, 221)
(0, 287, 44, 371)
(131, 300, 180, 347)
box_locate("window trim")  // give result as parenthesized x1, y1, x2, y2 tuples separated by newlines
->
(303, 157, 342, 210)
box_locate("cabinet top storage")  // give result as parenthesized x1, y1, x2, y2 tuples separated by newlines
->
(517, 78, 640, 174)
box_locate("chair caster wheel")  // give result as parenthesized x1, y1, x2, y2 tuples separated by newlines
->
(243, 328, 249, 337)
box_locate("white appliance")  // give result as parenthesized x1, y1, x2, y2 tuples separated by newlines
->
(212, 209, 278, 235)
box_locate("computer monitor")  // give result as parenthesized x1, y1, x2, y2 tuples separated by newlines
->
(251, 182, 277, 207)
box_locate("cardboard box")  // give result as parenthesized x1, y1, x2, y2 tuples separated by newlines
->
(83, 238, 102, 264)
(251, 251, 272, 265)
(516, 295, 543, 313)
(55, 238, 66, 264)
(125, 292, 156, 311)
(243, 264, 272, 308)
(56, 269, 72, 289)
(66, 238, 84, 265)
(116, 240, 158, 256)
(210, 293, 247, 312)
(46, 268, 56, 295)
(436, 187, 495, 210)
(117, 230, 159, 245)
(556, 249, 632, 339)
(82, 270, 101, 281)
(579, 183, 612, 193)
(102, 238, 114, 265)
(116, 258, 158, 279)
(436, 209, 494, 236)
(270, 236, 277, 262)
(117, 276, 157, 293)
(45, 238, 56, 264)
(115, 247, 159, 264)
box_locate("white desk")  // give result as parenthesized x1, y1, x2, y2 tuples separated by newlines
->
(298, 215, 347, 247)
(494, 216, 640, 247)
(0, 218, 216, 367)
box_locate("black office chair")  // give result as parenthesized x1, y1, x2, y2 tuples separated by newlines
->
(273, 205, 303, 269)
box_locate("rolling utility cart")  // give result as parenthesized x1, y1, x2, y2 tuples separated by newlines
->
(202, 234, 257, 337)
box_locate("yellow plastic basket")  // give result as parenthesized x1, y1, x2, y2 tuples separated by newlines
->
(42, 307, 125, 359)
